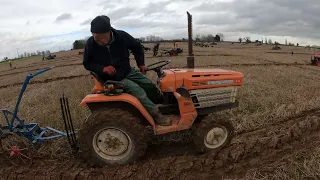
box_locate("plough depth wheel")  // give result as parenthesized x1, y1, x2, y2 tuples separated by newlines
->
(0, 133, 33, 167)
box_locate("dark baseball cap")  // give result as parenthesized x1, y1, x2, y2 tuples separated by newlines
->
(90, 15, 111, 33)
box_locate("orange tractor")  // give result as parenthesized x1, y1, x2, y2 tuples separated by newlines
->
(77, 61, 243, 166)
(76, 12, 244, 166)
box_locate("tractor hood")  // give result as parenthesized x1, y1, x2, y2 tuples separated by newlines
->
(170, 68, 240, 75)
(160, 68, 244, 92)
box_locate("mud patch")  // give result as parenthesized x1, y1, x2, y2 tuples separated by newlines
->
(1, 112, 320, 179)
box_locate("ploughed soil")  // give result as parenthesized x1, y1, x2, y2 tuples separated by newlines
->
(1, 110, 320, 180)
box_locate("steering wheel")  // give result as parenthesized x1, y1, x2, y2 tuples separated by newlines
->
(146, 60, 171, 71)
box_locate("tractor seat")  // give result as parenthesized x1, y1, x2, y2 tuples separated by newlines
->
(89, 71, 124, 90)
(89, 71, 105, 85)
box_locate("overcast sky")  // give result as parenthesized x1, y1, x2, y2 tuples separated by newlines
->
(1, 0, 320, 59)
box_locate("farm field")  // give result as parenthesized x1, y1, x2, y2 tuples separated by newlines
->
(1, 42, 320, 179)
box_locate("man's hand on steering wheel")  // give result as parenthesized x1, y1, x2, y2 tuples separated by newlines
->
(136, 60, 171, 75)
(146, 60, 171, 71)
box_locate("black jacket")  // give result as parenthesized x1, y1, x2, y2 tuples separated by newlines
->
(83, 28, 144, 81)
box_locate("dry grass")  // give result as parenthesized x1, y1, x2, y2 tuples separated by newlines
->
(0, 50, 80, 71)
(234, 145, 320, 180)
(0, 65, 87, 86)
(1, 42, 320, 178)
(0, 77, 92, 129)
(223, 65, 320, 132)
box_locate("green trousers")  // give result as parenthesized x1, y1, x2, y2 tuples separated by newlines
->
(121, 68, 160, 115)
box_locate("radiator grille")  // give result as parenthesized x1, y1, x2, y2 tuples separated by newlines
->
(189, 86, 237, 108)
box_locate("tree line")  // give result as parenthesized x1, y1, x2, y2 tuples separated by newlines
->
(70, 33, 224, 49)
(238, 37, 301, 46)
(70, 33, 313, 53)
(2, 50, 52, 61)
(19, 50, 51, 58)
(136, 33, 224, 43)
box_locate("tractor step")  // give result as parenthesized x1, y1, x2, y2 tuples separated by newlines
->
(155, 115, 181, 135)
(158, 104, 179, 114)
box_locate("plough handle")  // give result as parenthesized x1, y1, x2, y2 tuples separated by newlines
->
(31, 66, 55, 77)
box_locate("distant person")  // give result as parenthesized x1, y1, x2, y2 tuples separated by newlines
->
(9, 60, 12, 68)
(153, 43, 160, 56)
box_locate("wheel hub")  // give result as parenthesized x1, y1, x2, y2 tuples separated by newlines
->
(102, 132, 128, 155)
(205, 127, 228, 149)
(93, 128, 131, 159)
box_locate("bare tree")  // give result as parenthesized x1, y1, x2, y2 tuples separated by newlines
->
(243, 37, 251, 43)
(139, 37, 145, 42)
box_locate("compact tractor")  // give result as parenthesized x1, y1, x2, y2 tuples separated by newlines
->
(42, 53, 56, 61)
(161, 47, 183, 56)
(77, 12, 244, 166)
(311, 54, 320, 66)
(272, 45, 281, 50)
(78, 60, 243, 166)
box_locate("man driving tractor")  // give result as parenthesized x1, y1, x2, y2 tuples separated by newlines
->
(82, 15, 171, 126)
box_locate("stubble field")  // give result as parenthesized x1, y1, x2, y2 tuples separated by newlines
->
(1, 42, 320, 179)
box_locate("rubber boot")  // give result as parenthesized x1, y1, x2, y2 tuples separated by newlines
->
(152, 111, 171, 126)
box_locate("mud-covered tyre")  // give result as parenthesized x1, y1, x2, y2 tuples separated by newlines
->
(193, 115, 234, 153)
(78, 107, 148, 167)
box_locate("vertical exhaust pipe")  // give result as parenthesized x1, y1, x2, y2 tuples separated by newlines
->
(187, 11, 194, 68)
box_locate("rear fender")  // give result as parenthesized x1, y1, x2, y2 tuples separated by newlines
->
(80, 93, 156, 127)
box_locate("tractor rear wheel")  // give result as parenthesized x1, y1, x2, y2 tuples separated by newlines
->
(78, 107, 148, 166)
(193, 114, 234, 153)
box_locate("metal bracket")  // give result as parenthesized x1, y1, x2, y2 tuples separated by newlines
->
(60, 94, 78, 153)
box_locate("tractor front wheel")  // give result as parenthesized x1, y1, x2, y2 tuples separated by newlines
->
(78, 107, 148, 166)
(193, 115, 234, 153)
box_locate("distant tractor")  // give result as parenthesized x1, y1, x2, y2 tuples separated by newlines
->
(42, 53, 56, 61)
(159, 47, 183, 56)
(311, 54, 320, 66)
(272, 45, 281, 50)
